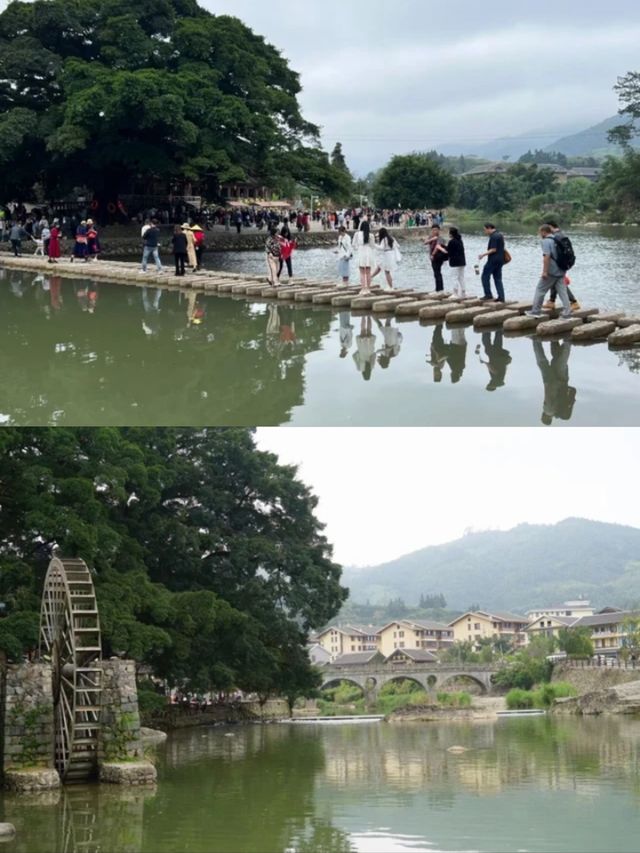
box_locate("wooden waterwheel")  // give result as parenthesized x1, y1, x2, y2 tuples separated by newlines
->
(39, 557, 103, 784)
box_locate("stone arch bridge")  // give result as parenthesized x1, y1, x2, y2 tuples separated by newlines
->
(319, 662, 499, 697)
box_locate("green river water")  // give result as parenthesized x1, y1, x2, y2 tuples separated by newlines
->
(1, 267, 639, 427)
(1, 717, 639, 853)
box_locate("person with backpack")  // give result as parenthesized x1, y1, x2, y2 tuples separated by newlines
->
(526, 225, 573, 319)
(542, 220, 580, 311)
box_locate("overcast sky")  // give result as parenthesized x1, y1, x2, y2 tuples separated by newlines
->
(256, 429, 640, 568)
(203, 0, 640, 173)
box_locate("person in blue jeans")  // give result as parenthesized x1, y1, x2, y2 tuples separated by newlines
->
(141, 219, 163, 272)
(478, 223, 505, 303)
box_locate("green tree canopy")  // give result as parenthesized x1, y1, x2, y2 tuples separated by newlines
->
(557, 627, 594, 659)
(0, 0, 345, 204)
(373, 153, 455, 209)
(0, 428, 347, 698)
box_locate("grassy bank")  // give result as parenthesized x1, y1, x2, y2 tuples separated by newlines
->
(317, 680, 473, 718)
(506, 683, 577, 710)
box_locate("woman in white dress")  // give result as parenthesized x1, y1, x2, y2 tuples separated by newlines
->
(371, 227, 400, 289)
(351, 220, 375, 293)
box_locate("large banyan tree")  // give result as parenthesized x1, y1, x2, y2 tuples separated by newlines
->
(0, 0, 351, 208)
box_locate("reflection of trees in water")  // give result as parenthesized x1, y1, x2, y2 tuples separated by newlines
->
(149, 726, 333, 853)
(618, 349, 640, 375)
(0, 276, 332, 426)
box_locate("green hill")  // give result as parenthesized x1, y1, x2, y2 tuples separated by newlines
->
(343, 519, 640, 613)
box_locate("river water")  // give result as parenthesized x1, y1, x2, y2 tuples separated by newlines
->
(1, 226, 639, 427)
(1, 717, 639, 853)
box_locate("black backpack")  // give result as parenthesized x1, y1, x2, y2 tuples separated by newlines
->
(553, 234, 576, 271)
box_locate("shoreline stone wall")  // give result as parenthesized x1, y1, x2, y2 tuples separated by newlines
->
(1, 664, 55, 775)
(552, 663, 640, 694)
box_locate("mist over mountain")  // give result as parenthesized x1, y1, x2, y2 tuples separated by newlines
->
(342, 519, 640, 613)
(438, 115, 637, 162)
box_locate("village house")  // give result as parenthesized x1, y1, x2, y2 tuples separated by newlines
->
(525, 614, 578, 644)
(448, 611, 529, 649)
(377, 620, 455, 657)
(314, 625, 380, 661)
(573, 608, 640, 658)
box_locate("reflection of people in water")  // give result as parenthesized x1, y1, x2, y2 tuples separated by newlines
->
(447, 327, 467, 384)
(75, 282, 99, 313)
(339, 312, 354, 359)
(142, 286, 162, 313)
(477, 331, 512, 391)
(185, 291, 206, 326)
(278, 307, 297, 345)
(353, 317, 377, 381)
(533, 339, 577, 425)
(426, 325, 448, 383)
(50, 276, 63, 311)
(375, 318, 403, 369)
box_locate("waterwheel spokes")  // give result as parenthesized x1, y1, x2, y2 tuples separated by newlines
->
(39, 557, 103, 784)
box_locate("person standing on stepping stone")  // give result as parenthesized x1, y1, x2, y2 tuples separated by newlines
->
(542, 220, 581, 312)
(527, 225, 572, 319)
(478, 223, 506, 303)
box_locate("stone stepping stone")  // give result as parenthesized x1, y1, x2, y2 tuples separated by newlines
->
(572, 321, 618, 341)
(536, 317, 584, 336)
(313, 289, 359, 304)
(395, 298, 438, 316)
(295, 288, 336, 302)
(331, 294, 357, 307)
(608, 324, 640, 347)
(587, 312, 626, 325)
(474, 309, 520, 329)
(508, 301, 534, 314)
(503, 315, 546, 332)
(372, 297, 419, 313)
(419, 302, 465, 321)
(618, 316, 640, 328)
(445, 305, 501, 324)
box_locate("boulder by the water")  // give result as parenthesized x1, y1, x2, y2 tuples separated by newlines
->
(587, 312, 626, 325)
(503, 315, 545, 332)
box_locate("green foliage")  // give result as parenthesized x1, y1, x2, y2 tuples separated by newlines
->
(436, 692, 472, 708)
(0, 0, 341, 201)
(137, 681, 168, 717)
(457, 164, 557, 214)
(598, 150, 640, 219)
(102, 711, 139, 762)
(506, 682, 577, 710)
(493, 652, 553, 692)
(0, 427, 347, 701)
(374, 153, 455, 209)
(343, 518, 640, 612)
(557, 627, 594, 659)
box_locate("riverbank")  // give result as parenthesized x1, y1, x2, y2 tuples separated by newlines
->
(387, 697, 507, 723)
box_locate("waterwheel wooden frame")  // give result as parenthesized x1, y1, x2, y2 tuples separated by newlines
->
(39, 557, 103, 784)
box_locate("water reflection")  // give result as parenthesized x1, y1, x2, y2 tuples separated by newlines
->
(1, 271, 639, 426)
(1, 719, 640, 853)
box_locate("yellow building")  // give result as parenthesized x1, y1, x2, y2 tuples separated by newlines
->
(377, 620, 454, 657)
(448, 611, 529, 649)
(315, 625, 379, 661)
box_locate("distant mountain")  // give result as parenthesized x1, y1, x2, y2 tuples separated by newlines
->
(439, 115, 639, 162)
(544, 115, 639, 157)
(438, 123, 586, 161)
(343, 519, 640, 613)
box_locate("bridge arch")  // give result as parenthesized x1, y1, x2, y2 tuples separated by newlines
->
(379, 675, 427, 694)
(320, 677, 366, 694)
(438, 673, 489, 695)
